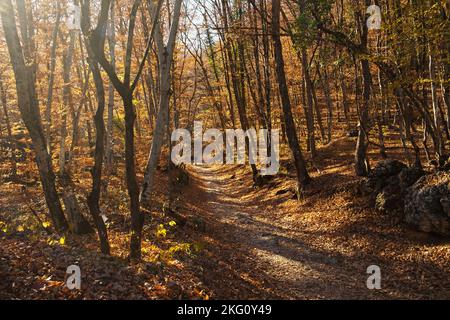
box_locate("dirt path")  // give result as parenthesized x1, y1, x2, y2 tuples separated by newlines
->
(186, 166, 388, 299)
(181, 155, 450, 300)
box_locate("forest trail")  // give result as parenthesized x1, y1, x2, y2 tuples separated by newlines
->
(186, 165, 386, 299)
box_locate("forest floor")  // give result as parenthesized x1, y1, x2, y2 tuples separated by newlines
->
(178, 136, 450, 299)
(1, 135, 449, 299)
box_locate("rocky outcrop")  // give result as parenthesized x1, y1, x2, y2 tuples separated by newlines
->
(404, 172, 450, 237)
(399, 167, 427, 190)
(374, 167, 427, 214)
(375, 180, 403, 214)
(370, 159, 408, 180)
(360, 159, 408, 197)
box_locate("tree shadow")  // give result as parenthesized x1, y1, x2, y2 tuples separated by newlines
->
(179, 164, 450, 300)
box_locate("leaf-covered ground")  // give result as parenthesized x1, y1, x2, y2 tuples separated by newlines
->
(172, 136, 449, 299)
(1, 136, 449, 299)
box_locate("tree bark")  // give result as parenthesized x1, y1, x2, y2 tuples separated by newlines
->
(0, 0, 69, 232)
(0, 78, 17, 177)
(45, 2, 61, 154)
(105, 0, 116, 174)
(272, 0, 310, 195)
(140, 0, 183, 203)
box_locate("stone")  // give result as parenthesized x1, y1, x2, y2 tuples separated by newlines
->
(404, 172, 450, 237)
(369, 159, 407, 181)
(398, 167, 426, 191)
(361, 160, 407, 196)
(375, 182, 403, 214)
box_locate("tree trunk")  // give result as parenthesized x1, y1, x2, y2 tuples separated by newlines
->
(354, 4, 372, 177)
(105, 0, 116, 175)
(140, 0, 183, 203)
(318, 65, 333, 143)
(81, 7, 111, 253)
(59, 30, 76, 174)
(124, 94, 143, 260)
(301, 49, 317, 158)
(0, 78, 17, 177)
(355, 58, 371, 177)
(272, 0, 310, 195)
(429, 49, 444, 158)
(45, 2, 61, 154)
(0, 0, 68, 232)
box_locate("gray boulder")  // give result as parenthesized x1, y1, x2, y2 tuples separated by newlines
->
(404, 172, 450, 237)
(375, 180, 402, 214)
(398, 167, 426, 190)
(369, 159, 407, 181)
(361, 160, 407, 196)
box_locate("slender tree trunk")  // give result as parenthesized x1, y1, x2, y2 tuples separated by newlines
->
(429, 49, 444, 158)
(123, 94, 143, 260)
(261, 0, 273, 148)
(60, 30, 76, 174)
(272, 0, 310, 195)
(105, 0, 116, 180)
(355, 58, 371, 177)
(354, 4, 372, 177)
(318, 65, 333, 143)
(81, 17, 111, 253)
(235, 39, 259, 181)
(45, 2, 61, 154)
(301, 49, 317, 158)
(1, 0, 68, 232)
(140, 0, 183, 203)
(339, 64, 351, 131)
(0, 79, 17, 177)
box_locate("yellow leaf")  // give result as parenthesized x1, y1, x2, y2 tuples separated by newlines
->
(17, 226, 24, 232)
(59, 237, 65, 245)
(168, 221, 177, 227)
(156, 228, 167, 238)
(42, 221, 51, 228)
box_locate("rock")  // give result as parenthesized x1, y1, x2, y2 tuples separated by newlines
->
(361, 160, 407, 196)
(404, 172, 450, 237)
(375, 167, 425, 214)
(440, 198, 450, 215)
(356, 179, 372, 196)
(370, 159, 407, 181)
(360, 160, 407, 197)
(362, 161, 426, 218)
(375, 182, 403, 214)
(398, 167, 426, 191)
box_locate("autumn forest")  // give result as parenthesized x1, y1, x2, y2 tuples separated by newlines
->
(0, 0, 449, 300)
